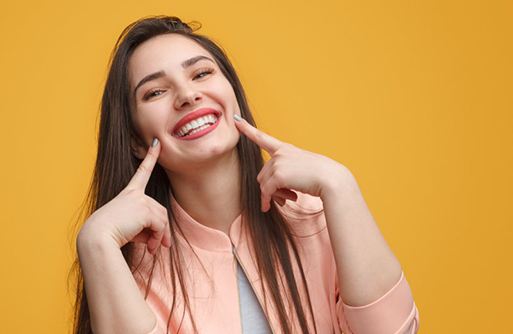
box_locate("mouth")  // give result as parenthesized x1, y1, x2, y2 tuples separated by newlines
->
(171, 108, 222, 141)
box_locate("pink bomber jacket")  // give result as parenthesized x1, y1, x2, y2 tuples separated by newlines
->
(131, 191, 420, 333)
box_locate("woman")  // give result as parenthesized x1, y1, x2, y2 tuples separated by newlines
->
(72, 15, 420, 334)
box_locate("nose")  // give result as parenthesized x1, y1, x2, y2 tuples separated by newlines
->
(174, 84, 202, 110)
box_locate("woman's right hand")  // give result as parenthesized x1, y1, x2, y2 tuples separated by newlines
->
(78, 138, 171, 255)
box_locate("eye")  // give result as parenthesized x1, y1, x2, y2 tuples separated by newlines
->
(193, 68, 214, 80)
(143, 89, 166, 101)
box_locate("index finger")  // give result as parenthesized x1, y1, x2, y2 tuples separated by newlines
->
(233, 115, 283, 154)
(127, 137, 161, 189)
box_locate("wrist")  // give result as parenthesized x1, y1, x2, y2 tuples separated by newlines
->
(320, 165, 360, 201)
(77, 221, 120, 254)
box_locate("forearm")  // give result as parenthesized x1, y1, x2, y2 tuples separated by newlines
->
(77, 229, 157, 334)
(321, 169, 403, 307)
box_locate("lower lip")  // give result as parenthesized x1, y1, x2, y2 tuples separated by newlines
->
(174, 116, 221, 141)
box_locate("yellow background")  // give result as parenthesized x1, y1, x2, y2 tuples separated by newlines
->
(0, 0, 511, 333)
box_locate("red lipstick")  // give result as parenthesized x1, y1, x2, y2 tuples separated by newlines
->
(172, 108, 222, 140)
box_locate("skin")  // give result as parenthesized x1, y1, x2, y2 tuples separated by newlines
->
(128, 34, 296, 235)
(128, 33, 403, 306)
(128, 33, 244, 235)
(233, 116, 403, 307)
(78, 35, 404, 333)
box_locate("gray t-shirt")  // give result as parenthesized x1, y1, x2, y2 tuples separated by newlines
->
(236, 260, 272, 333)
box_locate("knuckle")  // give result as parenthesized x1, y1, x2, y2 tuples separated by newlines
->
(255, 132, 264, 142)
(274, 170, 284, 180)
(269, 168, 279, 179)
(278, 143, 294, 155)
(275, 147, 287, 155)
(139, 194, 150, 205)
(122, 186, 137, 196)
(159, 206, 168, 217)
(161, 211, 169, 225)
(137, 164, 149, 175)
(144, 208, 153, 222)
(261, 183, 270, 194)
(141, 201, 152, 217)
(155, 219, 164, 231)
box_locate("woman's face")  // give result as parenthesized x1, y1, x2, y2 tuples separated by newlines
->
(128, 33, 241, 173)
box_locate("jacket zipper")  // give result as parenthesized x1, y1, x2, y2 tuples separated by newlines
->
(232, 245, 276, 334)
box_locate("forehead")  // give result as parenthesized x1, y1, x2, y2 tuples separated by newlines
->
(128, 34, 211, 83)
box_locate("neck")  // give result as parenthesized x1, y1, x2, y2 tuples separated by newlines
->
(165, 149, 242, 236)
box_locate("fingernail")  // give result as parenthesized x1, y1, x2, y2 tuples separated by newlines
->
(151, 138, 159, 147)
(233, 114, 242, 122)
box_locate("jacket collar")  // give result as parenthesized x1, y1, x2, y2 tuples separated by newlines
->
(170, 195, 245, 253)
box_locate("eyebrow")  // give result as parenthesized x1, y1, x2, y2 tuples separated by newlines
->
(133, 55, 215, 96)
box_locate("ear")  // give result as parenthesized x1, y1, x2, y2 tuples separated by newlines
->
(130, 136, 147, 160)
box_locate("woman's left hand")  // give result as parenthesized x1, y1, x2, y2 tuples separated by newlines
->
(233, 115, 352, 212)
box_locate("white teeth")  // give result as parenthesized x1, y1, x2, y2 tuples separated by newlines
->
(176, 114, 218, 137)
(188, 124, 211, 136)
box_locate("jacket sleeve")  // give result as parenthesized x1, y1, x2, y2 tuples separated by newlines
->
(283, 191, 420, 333)
(130, 243, 172, 334)
(335, 270, 420, 334)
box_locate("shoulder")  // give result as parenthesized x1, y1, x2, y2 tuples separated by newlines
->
(276, 191, 327, 237)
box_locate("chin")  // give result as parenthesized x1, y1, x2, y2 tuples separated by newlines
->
(168, 143, 239, 171)
(204, 136, 239, 159)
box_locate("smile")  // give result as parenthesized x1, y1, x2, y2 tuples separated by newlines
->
(172, 110, 221, 141)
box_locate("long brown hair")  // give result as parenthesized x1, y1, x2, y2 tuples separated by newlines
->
(69, 15, 320, 334)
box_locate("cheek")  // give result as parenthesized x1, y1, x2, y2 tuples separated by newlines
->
(135, 110, 167, 138)
(222, 89, 240, 117)
(211, 77, 238, 110)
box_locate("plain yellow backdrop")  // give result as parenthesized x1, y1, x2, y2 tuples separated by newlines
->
(0, 0, 511, 333)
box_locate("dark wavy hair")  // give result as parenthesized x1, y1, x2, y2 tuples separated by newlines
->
(69, 15, 321, 334)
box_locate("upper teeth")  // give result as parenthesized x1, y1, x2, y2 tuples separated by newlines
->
(176, 114, 217, 137)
